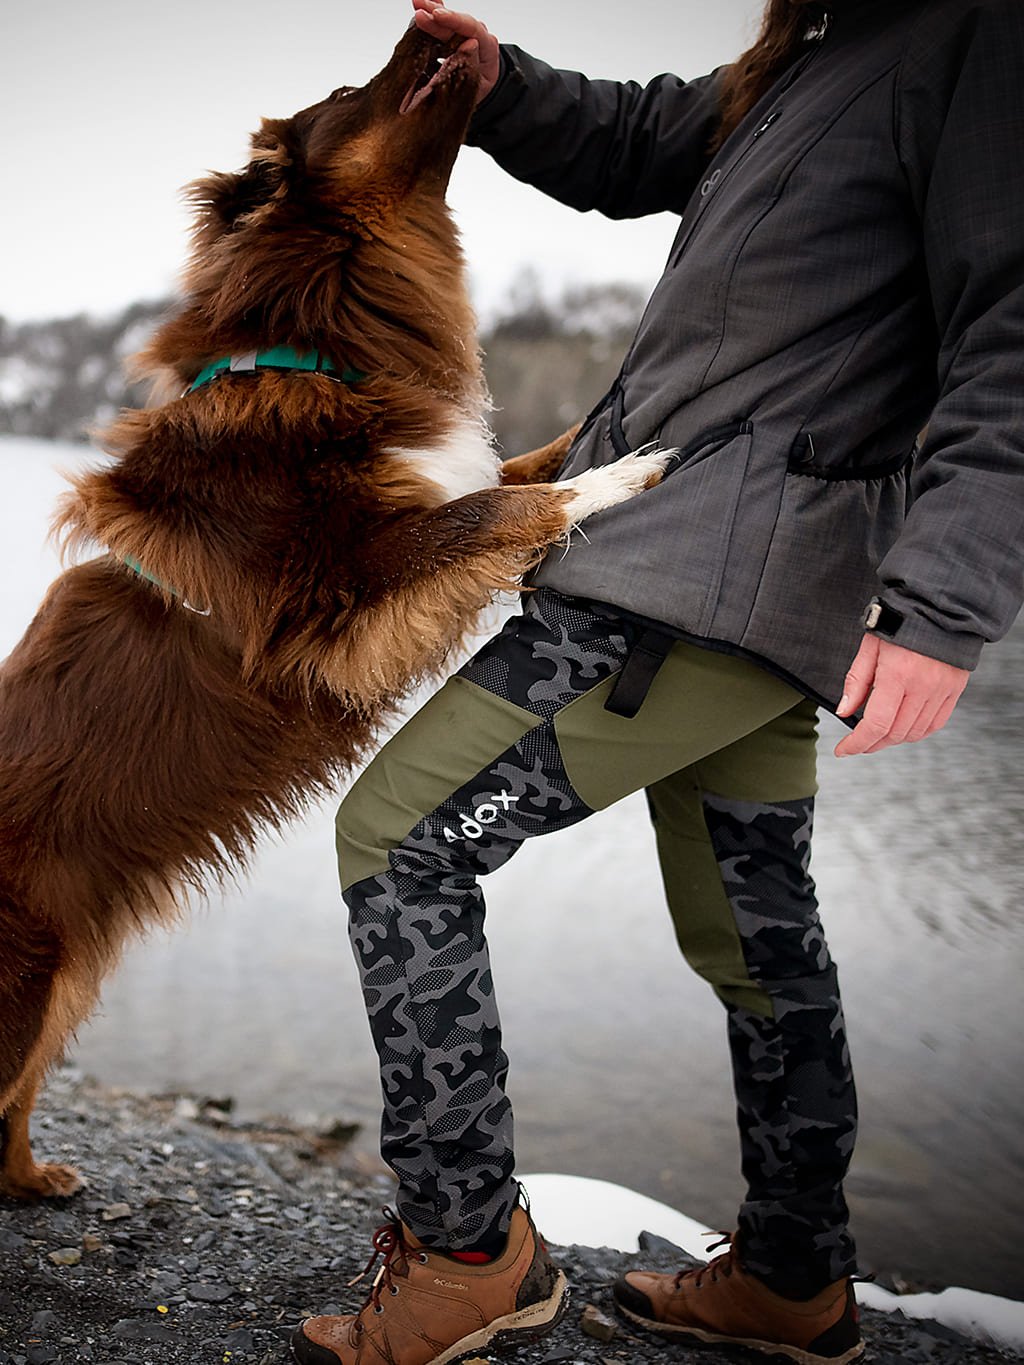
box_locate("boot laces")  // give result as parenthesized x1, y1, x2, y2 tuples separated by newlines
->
(346, 1208, 428, 1336)
(673, 1231, 735, 1290)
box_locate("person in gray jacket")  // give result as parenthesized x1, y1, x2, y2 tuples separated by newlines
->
(292, 2, 1023, 1363)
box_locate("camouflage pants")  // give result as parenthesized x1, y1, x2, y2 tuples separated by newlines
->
(337, 589, 857, 1296)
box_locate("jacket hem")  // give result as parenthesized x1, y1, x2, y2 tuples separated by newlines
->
(532, 588, 853, 726)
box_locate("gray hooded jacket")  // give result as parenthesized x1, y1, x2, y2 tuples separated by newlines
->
(467, 0, 1024, 707)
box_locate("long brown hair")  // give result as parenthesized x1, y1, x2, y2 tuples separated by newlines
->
(713, 0, 821, 151)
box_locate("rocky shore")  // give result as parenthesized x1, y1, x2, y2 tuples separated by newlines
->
(0, 1069, 1018, 1365)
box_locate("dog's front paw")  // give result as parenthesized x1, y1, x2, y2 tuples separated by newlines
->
(1, 1160, 84, 1201)
(561, 446, 676, 524)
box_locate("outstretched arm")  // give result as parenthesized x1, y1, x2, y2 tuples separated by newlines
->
(411, 0, 722, 218)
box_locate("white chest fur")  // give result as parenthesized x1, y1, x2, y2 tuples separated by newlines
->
(388, 411, 501, 504)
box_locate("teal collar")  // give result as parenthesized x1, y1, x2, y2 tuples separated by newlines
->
(122, 555, 210, 615)
(188, 345, 365, 393)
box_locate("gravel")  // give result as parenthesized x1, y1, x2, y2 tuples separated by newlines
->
(0, 1068, 1018, 1365)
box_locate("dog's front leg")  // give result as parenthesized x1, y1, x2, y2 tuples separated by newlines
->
(377, 444, 670, 596)
(325, 447, 671, 706)
(1, 1067, 83, 1200)
(499, 423, 581, 486)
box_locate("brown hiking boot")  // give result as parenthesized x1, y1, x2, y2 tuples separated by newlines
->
(292, 1204, 568, 1365)
(612, 1235, 862, 1365)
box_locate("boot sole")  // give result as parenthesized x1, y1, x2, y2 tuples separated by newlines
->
(615, 1301, 864, 1365)
(438, 1270, 570, 1365)
(292, 1273, 570, 1365)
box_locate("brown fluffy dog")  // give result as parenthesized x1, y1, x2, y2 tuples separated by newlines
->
(0, 28, 665, 1198)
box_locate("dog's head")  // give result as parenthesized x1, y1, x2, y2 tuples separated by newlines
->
(157, 23, 485, 387)
(191, 25, 479, 248)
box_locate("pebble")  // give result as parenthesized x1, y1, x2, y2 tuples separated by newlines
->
(25, 1347, 58, 1365)
(101, 1203, 132, 1222)
(186, 1283, 236, 1303)
(222, 1328, 256, 1351)
(112, 1318, 172, 1343)
(46, 1247, 82, 1266)
(579, 1304, 618, 1343)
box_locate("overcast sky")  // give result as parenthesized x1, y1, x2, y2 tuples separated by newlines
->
(2, 0, 761, 324)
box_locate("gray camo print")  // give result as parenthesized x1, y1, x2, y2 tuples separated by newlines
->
(346, 594, 624, 1247)
(702, 792, 858, 1294)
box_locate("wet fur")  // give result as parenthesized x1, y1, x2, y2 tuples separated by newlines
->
(0, 28, 660, 1198)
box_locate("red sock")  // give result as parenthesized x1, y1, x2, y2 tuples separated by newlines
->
(449, 1249, 495, 1264)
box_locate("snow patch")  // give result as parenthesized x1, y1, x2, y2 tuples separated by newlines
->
(520, 1173, 1024, 1354)
(858, 1282, 1024, 1355)
(520, 1172, 714, 1261)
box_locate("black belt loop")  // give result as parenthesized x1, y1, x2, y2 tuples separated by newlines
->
(603, 628, 675, 718)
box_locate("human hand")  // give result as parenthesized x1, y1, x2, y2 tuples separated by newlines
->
(411, 0, 502, 105)
(834, 634, 969, 757)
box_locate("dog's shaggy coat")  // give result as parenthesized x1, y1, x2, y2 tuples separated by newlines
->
(0, 27, 664, 1198)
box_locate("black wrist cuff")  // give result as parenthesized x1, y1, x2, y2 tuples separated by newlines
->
(863, 597, 904, 638)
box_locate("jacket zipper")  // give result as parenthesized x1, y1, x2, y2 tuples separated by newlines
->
(666, 16, 832, 273)
(596, 15, 833, 452)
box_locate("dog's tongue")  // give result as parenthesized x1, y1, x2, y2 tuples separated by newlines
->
(400, 51, 459, 115)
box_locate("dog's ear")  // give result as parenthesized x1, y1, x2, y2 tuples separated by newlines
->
(188, 119, 295, 237)
(249, 118, 294, 179)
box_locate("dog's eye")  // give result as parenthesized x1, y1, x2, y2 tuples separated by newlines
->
(330, 86, 356, 102)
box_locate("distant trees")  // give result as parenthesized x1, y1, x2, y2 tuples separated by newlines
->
(0, 301, 167, 443)
(0, 270, 646, 452)
(484, 272, 646, 455)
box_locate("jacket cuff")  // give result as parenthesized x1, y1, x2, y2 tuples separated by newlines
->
(465, 47, 527, 145)
(862, 595, 984, 671)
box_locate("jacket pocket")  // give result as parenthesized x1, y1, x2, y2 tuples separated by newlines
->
(666, 420, 752, 475)
(644, 421, 755, 636)
(787, 430, 917, 480)
(609, 381, 630, 457)
(611, 382, 749, 467)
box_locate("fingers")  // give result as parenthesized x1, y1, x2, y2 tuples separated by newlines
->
(836, 634, 879, 719)
(412, 1, 484, 42)
(411, 0, 452, 39)
(833, 635, 969, 758)
(857, 694, 929, 754)
(410, 0, 501, 101)
(835, 669, 901, 758)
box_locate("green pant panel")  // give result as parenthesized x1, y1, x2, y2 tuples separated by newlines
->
(646, 773, 773, 1016)
(336, 676, 540, 893)
(647, 698, 820, 1018)
(694, 696, 820, 801)
(553, 638, 801, 812)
